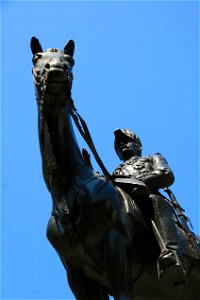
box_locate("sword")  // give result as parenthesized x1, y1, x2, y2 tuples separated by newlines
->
(164, 187, 200, 258)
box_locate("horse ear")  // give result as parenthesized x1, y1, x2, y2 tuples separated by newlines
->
(64, 40, 75, 57)
(30, 37, 43, 55)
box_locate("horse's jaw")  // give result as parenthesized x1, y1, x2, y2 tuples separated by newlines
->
(33, 66, 72, 107)
(35, 82, 72, 109)
(45, 83, 69, 96)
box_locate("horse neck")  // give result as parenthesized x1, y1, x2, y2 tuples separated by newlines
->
(38, 96, 93, 191)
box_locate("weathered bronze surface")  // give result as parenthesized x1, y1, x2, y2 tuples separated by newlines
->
(31, 37, 200, 300)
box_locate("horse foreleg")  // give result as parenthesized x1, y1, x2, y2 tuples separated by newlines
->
(103, 229, 133, 300)
(67, 265, 109, 300)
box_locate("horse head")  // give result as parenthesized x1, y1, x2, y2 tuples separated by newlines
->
(30, 37, 75, 106)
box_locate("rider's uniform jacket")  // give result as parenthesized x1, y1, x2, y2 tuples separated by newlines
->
(113, 153, 174, 191)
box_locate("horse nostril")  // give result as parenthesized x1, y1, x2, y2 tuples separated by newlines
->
(45, 63, 51, 69)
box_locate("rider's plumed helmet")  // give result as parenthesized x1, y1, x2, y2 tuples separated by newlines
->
(114, 128, 142, 155)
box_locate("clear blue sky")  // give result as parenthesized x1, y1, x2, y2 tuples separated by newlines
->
(1, 1, 199, 299)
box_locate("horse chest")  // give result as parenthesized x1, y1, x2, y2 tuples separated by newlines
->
(46, 215, 108, 286)
(46, 215, 81, 258)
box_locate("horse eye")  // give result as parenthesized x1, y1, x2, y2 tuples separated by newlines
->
(32, 55, 38, 64)
(32, 54, 42, 64)
(65, 55, 74, 66)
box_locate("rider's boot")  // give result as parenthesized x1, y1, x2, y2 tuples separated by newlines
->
(158, 249, 186, 286)
(150, 195, 187, 286)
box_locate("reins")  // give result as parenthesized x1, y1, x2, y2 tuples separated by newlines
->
(68, 97, 111, 178)
(32, 64, 111, 178)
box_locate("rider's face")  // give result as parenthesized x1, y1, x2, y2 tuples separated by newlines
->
(117, 139, 141, 161)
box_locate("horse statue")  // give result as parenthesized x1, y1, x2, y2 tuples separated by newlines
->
(30, 37, 200, 300)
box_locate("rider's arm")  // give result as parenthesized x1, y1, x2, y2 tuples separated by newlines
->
(136, 153, 175, 189)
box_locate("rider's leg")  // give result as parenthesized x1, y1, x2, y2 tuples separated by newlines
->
(150, 194, 186, 284)
(103, 228, 132, 300)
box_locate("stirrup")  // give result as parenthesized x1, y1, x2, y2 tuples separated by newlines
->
(157, 250, 186, 286)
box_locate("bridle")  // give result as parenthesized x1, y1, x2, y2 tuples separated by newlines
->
(32, 50, 74, 106)
(32, 50, 111, 177)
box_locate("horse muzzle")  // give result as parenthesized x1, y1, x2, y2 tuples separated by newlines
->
(44, 68, 70, 94)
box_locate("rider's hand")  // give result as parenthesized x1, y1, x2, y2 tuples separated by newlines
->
(131, 185, 150, 199)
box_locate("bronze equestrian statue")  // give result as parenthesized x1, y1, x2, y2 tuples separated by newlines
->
(30, 37, 200, 300)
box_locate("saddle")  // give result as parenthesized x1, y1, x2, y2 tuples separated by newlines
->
(112, 176, 150, 198)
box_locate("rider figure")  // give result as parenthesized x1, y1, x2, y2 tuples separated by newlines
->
(112, 128, 186, 285)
